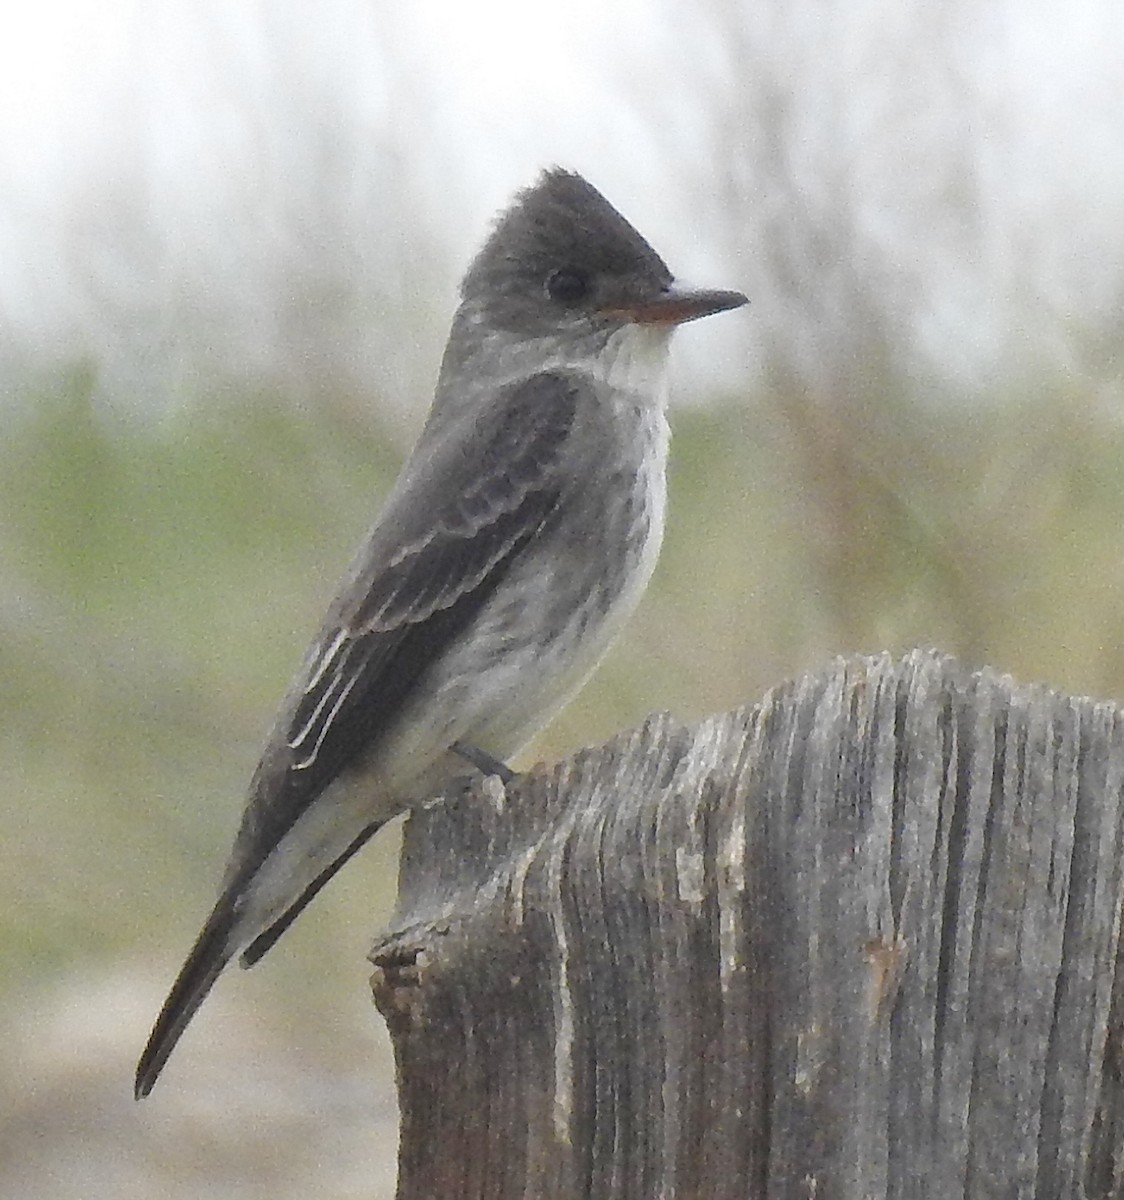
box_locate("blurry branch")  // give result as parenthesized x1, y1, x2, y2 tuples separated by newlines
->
(373, 650, 1124, 1198)
(634, 0, 1124, 668)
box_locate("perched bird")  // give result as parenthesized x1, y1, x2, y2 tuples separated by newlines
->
(135, 168, 747, 1098)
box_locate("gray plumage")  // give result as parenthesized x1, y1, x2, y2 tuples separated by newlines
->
(135, 168, 746, 1098)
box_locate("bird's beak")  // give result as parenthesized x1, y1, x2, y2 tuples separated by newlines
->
(602, 280, 749, 326)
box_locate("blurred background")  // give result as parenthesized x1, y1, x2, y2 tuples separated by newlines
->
(3, 0, 1124, 1194)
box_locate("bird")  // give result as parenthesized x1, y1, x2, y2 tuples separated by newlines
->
(135, 167, 747, 1098)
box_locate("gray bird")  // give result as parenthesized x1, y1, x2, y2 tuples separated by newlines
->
(135, 168, 747, 1098)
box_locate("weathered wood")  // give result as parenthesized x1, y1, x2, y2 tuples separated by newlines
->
(370, 650, 1124, 1199)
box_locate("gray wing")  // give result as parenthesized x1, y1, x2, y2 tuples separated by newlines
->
(237, 369, 584, 859)
(134, 371, 586, 1099)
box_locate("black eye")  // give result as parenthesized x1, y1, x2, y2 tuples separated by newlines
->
(545, 268, 590, 305)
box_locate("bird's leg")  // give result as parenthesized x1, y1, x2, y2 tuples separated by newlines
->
(451, 740, 516, 785)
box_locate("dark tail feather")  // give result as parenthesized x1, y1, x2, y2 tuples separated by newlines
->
(137, 819, 384, 1097)
(134, 899, 239, 1100)
(239, 821, 381, 968)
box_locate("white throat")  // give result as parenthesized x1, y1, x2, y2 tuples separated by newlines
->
(598, 322, 674, 401)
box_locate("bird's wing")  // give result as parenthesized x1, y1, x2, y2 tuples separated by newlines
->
(134, 372, 585, 1100)
(234, 369, 584, 865)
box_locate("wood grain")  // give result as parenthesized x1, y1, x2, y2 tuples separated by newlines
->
(371, 650, 1124, 1199)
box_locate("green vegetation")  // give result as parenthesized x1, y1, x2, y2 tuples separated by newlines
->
(4, 367, 1124, 999)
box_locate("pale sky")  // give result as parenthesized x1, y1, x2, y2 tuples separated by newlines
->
(0, 0, 1121, 417)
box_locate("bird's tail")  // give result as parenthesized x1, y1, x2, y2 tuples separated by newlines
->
(239, 819, 381, 966)
(134, 820, 384, 1099)
(134, 898, 238, 1100)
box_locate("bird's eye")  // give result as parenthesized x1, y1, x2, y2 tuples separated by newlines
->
(545, 268, 590, 305)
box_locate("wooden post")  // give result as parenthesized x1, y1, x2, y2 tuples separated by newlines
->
(370, 649, 1124, 1199)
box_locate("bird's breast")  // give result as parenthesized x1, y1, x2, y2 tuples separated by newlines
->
(374, 362, 671, 795)
(453, 391, 669, 757)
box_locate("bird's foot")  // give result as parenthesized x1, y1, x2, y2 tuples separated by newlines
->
(451, 741, 516, 785)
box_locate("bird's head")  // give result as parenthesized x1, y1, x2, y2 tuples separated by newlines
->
(458, 168, 746, 344)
